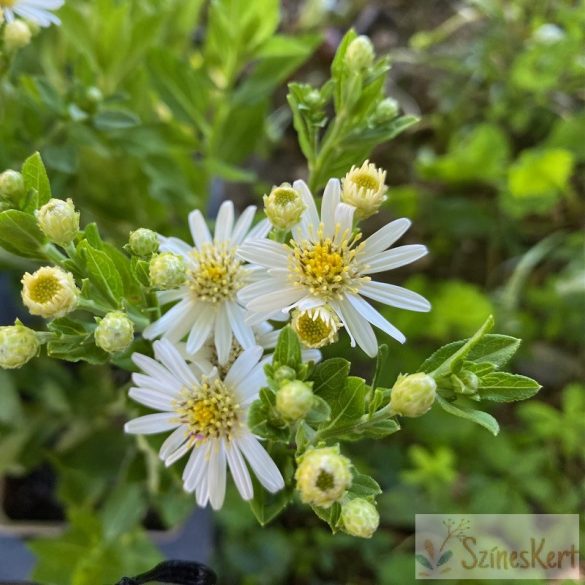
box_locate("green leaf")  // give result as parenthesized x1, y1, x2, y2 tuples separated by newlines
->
(348, 472, 382, 499)
(78, 240, 124, 306)
(94, 110, 141, 131)
(21, 151, 51, 206)
(466, 335, 521, 368)
(0, 209, 47, 258)
(101, 484, 146, 541)
(351, 418, 400, 441)
(311, 501, 342, 533)
(272, 326, 302, 370)
(436, 395, 499, 436)
(305, 395, 331, 424)
(437, 550, 453, 566)
(478, 372, 541, 402)
(416, 554, 434, 571)
(47, 335, 109, 365)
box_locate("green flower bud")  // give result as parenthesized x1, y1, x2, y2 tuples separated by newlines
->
(273, 365, 296, 386)
(129, 228, 159, 257)
(345, 35, 375, 71)
(149, 252, 186, 290)
(295, 445, 352, 508)
(374, 97, 400, 123)
(263, 183, 306, 231)
(0, 322, 39, 369)
(341, 498, 380, 539)
(36, 198, 80, 246)
(276, 380, 314, 421)
(390, 372, 437, 418)
(3, 20, 31, 52)
(94, 311, 134, 354)
(304, 89, 323, 108)
(0, 170, 25, 203)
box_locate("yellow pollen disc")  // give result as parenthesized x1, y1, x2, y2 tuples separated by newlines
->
(296, 313, 333, 346)
(0, 0, 16, 7)
(188, 242, 244, 304)
(272, 187, 298, 206)
(289, 225, 367, 300)
(350, 171, 380, 193)
(28, 275, 61, 304)
(175, 377, 240, 443)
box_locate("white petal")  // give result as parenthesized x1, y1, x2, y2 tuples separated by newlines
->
(238, 433, 284, 493)
(196, 472, 210, 508)
(185, 310, 215, 354)
(214, 305, 232, 365)
(226, 443, 253, 500)
(238, 277, 288, 306)
(301, 349, 322, 363)
(154, 340, 198, 387)
(359, 281, 431, 312)
(142, 298, 193, 340)
(208, 442, 227, 510)
(335, 298, 378, 357)
(237, 240, 289, 269)
(159, 236, 192, 257)
(226, 302, 255, 349)
(164, 440, 192, 467)
(183, 444, 208, 492)
(346, 293, 406, 344)
(132, 373, 181, 395)
(231, 206, 256, 244)
(225, 345, 263, 388)
(363, 245, 428, 275)
(246, 218, 271, 241)
(132, 353, 180, 390)
(294, 179, 319, 239)
(333, 203, 355, 244)
(159, 426, 189, 461)
(214, 201, 235, 243)
(246, 286, 305, 314)
(129, 387, 174, 411)
(188, 209, 212, 249)
(321, 178, 341, 236)
(362, 218, 412, 256)
(236, 364, 267, 405)
(124, 413, 179, 435)
(157, 288, 185, 305)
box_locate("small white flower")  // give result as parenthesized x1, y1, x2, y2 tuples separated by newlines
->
(0, 0, 64, 27)
(125, 340, 285, 510)
(238, 179, 431, 357)
(143, 201, 270, 365)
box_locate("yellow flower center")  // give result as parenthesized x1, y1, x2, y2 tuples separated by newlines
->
(272, 186, 299, 206)
(0, 0, 16, 7)
(188, 242, 244, 304)
(293, 309, 338, 348)
(28, 274, 61, 304)
(349, 171, 380, 193)
(175, 377, 241, 443)
(290, 225, 367, 300)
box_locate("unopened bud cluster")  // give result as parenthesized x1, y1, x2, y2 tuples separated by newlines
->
(149, 253, 186, 289)
(345, 35, 375, 72)
(295, 445, 352, 508)
(390, 372, 437, 417)
(3, 20, 32, 52)
(0, 170, 25, 203)
(341, 160, 388, 219)
(94, 311, 134, 354)
(276, 380, 314, 421)
(341, 498, 380, 538)
(0, 322, 39, 369)
(129, 228, 159, 257)
(36, 198, 80, 246)
(21, 266, 79, 319)
(263, 183, 306, 231)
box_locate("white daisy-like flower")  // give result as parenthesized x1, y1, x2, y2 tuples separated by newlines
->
(125, 339, 285, 510)
(143, 201, 270, 364)
(1, 0, 64, 27)
(238, 179, 430, 357)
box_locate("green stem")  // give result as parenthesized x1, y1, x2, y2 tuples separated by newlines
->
(313, 405, 394, 443)
(42, 243, 67, 265)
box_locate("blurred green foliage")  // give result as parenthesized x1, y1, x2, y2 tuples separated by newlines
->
(0, 0, 582, 583)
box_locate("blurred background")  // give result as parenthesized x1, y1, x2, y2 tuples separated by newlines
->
(0, 0, 583, 583)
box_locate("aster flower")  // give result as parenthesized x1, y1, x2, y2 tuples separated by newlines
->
(1, 0, 64, 27)
(238, 179, 430, 357)
(143, 201, 270, 364)
(125, 340, 284, 510)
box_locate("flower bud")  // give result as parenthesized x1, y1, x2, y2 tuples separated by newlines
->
(21, 266, 79, 319)
(273, 365, 296, 386)
(341, 160, 388, 219)
(374, 98, 400, 123)
(0, 322, 39, 369)
(94, 311, 134, 354)
(149, 252, 186, 290)
(36, 198, 80, 246)
(345, 35, 375, 71)
(276, 380, 314, 421)
(295, 445, 352, 508)
(129, 228, 159, 257)
(3, 20, 31, 52)
(263, 183, 306, 231)
(291, 306, 341, 349)
(0, 170, 25, 203)
(390, 372, 437, 418)
(341, 498, 380, 539)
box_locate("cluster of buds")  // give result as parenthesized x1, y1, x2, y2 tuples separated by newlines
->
(94, 311, 134, 354)
(263, 183, 306, 231)
(36, 198, 80, 246)
(341, 160, 388, 219)
(0, 170, 25, 206)
(21, 266, 79, 319)
(390, 372, 437, 418)
(149, 252, 186, 289)
(3, 19, 32, 52)
(0, 321, 39, 369)
(345, 35, 375, 72)
(128, 228, 159, 257)
(276, 380, 314, 422)
(340, 498, 380, 539)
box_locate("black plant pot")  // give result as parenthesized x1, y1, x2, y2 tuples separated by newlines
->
(115, 560, 217, 585)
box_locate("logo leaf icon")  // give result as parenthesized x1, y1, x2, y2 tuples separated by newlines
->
(437, 550, 453, 566)
(416, 554, 434, 571)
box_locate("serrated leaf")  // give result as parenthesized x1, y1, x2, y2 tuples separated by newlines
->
(478, 372, 541, 402)
(0, 209, 46, 258)
(21, 151, 51, 206)
(467, 334, 521, 368)
(78, 240, 123, 306)
(436, 395, 499, 435)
